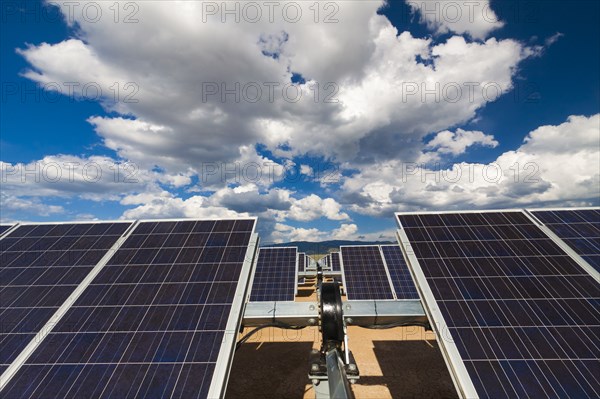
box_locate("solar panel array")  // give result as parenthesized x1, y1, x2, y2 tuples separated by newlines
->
(397, 211, 600, 398)
(532, 209, 600, 272)
(380, 245, 419, 300)
(340, 246, 394, 300)
(1, 222, 131, 377)
(330, 252, 341, 272)
(249, 247, 297, 302)
(2, 219, 257, 399)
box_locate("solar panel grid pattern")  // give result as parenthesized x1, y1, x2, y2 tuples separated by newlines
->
(249, 247, 297, 302)
(298, 253, 306, 273)
(380, 245, 419, 300)
(398, 211, 600, 398)
(341, 246, 394, 300)
(0, 225, 14, 235)
(533, 209, 600, 272)
(0, 223, 130, 373)
(330, 252, 341, 272)
(2, 219, 255, 399)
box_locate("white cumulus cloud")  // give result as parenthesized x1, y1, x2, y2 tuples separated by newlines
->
(407, 0, 504, 40)
(425, 128, 499, 156)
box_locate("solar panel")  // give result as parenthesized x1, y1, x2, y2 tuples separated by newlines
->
(340, 246, 394, 300)
(330, 252, 341, 272)
(1, 218, 257, 398)
(249, 247, 297, 302)
(397, 210, 600, 398)
(531, 208, 600, 272)
(298, 253, 306, 273)
(380, 245, 419, 300)
(0, 225, 14, 236)
(0, 222, 131, 377)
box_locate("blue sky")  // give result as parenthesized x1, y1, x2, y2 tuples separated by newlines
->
(1, 0, 599, 243)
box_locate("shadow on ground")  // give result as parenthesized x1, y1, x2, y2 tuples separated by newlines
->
(227, 342, 314, 398)
(354, 340, 458, 399)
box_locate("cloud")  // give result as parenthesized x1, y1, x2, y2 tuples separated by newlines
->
(271, 223, 325, 243)
(6, 1, 587, 244)
(120, 192, 250, 220)
(331, 223, 358, 240)
(288, 194, 350, 222)
(0, 155, 163, 201)
(16, 1, 532, 174)
(425, 128, 498, 156)
(0, 193, 64, 219)
(406, 0, 504, 40)
(341, 114, 600, 215)
(118, 184, 350, 241)
(300, 164, 314, 176)
(268, 222, 394, 243)
(545, 32, 564, 46)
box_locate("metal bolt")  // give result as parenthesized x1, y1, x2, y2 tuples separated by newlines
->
(346, 318, 353, 324)
(348, 364, 357, 371)
(345, 304, 351, 310)
(312, 379, 320, 386)
(350, 379, 357, 384)
(309, 304, 316, 311)
(311, 363, 320, 372)
(308, 318, 316, 325)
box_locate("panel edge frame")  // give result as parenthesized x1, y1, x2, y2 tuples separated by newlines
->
(395, 227, 479, 399)
(523, 209, 600, 283)
(209, 231, 260, 398)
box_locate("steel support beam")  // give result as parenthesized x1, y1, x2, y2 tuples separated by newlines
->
(242, 300, 427, 327)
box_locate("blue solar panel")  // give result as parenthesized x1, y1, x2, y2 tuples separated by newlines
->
(397, 210, 600, 398)
(249, 247, 297, 302)
(330, 252, 341, 272)
(340, 246, 394, 300)
(298, 253, 306, 273)
(380, 245, 419, 300)
(0, 222, 131, 373)
(532, 209, 600, 272)
(2, 219, 256, 398)
(0, 225, 14, 236)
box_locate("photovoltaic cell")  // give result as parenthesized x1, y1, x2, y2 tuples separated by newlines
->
(1, 219, 256, 399)
(532, 209, 600, 272)
(341, 246, 394, 300)
(0, 225, 14, 236)
(0, 222, 130, 373)
(397, 211, 600, 398)
(330, 252, 341, 272)
(249, 247, 297, 302)
(298, 253, 306, 273)
(380, 245, 419, 300)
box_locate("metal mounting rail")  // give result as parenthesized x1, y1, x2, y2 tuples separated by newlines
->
(242, 300, 427, 327)
(298, 271, 342, 278)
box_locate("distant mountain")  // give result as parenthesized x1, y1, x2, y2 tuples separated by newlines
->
(262, 240, 395, 255)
